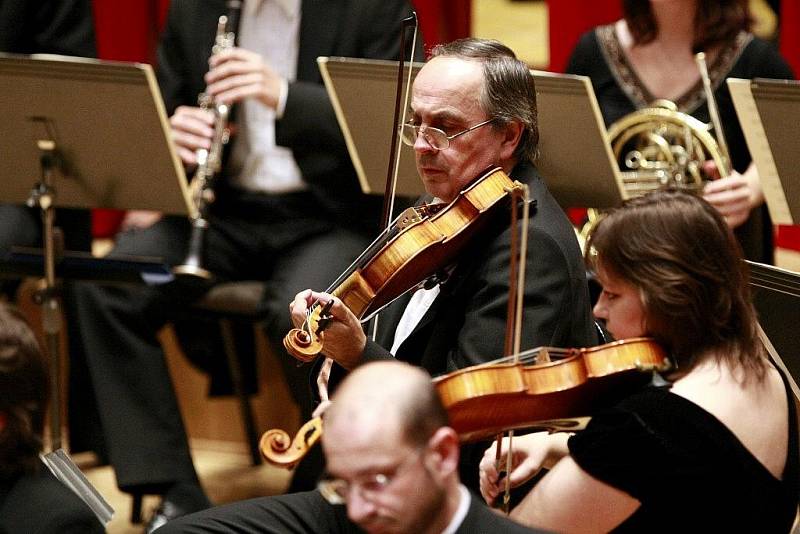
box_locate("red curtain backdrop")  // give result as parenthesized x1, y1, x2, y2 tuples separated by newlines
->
(412, 0, 471, 51)
(778, 0, 800, 250)
(546, 0, 621, 72)
(90, 0, 170, 237)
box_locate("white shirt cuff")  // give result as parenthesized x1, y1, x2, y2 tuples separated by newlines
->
(275, 78, 289, 119)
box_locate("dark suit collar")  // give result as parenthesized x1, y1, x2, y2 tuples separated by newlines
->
(373, 291, 413, 348)
(392, 160, 542, 353)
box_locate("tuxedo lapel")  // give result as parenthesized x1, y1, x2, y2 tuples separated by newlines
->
(373, 291, 412, 348)
(297, 0, 343, 81)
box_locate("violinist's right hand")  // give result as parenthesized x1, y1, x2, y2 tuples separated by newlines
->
(479, 432, 571, 505)
(169, 105, 215, 168)
(290, 290, 366, 370)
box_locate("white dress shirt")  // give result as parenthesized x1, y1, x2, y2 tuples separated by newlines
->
(228, 0, 306, 193)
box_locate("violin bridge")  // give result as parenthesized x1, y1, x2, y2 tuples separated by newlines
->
(538, 348, 551, 363)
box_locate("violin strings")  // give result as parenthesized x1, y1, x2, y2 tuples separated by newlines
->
(751, 281, 800, 299)
(324, 226, 395, 293)
(476, 347, 572, 367)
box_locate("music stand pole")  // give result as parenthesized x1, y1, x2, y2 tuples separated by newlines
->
(27, 138, 65, 452)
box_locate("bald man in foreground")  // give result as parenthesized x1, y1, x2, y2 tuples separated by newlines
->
(160, 360, 540, 533)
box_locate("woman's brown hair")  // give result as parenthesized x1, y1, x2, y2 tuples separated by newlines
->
(622, 0, 753, 52)
(586, 190, 764, 376)
(0, 303, 47, 480)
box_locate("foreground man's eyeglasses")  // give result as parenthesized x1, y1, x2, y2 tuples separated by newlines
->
(317, 447, 425, 505)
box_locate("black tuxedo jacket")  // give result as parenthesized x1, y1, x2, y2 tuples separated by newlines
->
(156, 0, 417, 232)
(457, 490, 546, 533)
(0, 0, 96, 56)
(0, 469, 103, 534)
(349, 161, 596, 374)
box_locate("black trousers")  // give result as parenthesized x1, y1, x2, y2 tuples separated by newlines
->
(0, 204, 92, 256)
(67, 190, 369, 492)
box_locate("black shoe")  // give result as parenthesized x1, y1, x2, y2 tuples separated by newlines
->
(144, 500, 190, 533)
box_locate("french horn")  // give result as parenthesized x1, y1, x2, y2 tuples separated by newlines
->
(578, 53, 731, 248)
(607, 98, 727, 196)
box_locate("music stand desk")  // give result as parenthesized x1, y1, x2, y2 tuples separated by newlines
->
(319, 56, 423, 198)
(2, 247, 172, 286)
(728, 77, 800, 225)
(0, 53, 191, 214)
(532, 70, 624, 208)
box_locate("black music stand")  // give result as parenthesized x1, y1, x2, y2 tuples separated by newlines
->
(0, 52, 191, 525)
(728, 77, 800, 225)
(749, 261, 800, 401)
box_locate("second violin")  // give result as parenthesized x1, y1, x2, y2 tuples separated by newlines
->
(434, 337, 671, 442)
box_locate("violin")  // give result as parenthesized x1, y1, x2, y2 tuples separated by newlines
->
(434, 337, 671, 442)
(284, 165, 524, 362)
(260, 338, 669, 468)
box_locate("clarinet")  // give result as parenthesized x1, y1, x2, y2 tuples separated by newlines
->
(174, 0, 243, 280)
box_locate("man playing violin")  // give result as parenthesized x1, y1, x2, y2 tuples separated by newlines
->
(479, 190, 799, 532)
(289, 37, 596, 491)
(155, 37, 594, 533)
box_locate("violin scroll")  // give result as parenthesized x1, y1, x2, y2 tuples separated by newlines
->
(283, 328, 322, 363)
(260, 416, 323, 469)
(285, 298, 335, 362)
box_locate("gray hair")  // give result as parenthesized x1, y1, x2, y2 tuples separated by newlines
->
(430, 38, 539, 163)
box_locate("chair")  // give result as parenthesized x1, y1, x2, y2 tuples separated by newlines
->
(185, 280, 266, 466)
(130, 280, 267, 524)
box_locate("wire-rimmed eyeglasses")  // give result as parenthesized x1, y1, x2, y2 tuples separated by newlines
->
(400, 118, 495, 151)
(317, 446, 424, 505)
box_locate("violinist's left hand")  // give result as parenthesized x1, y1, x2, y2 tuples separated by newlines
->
(702, 161, 763, 229)
(289, 289, 366, 370)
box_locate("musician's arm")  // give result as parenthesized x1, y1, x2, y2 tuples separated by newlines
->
(479, 432, 571, 504)
(360, 339, 396, 363)
(510, 457, 640, 533)
(702, 162, 760, 229)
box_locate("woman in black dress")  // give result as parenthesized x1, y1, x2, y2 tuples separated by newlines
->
(567, 0, 793, 263)
(479, 190, 798, 532)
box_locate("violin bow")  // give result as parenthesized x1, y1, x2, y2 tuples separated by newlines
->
(314, 13, 419, 402)
(369, 11, 419, 342)
(497, 182, 531, 513)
